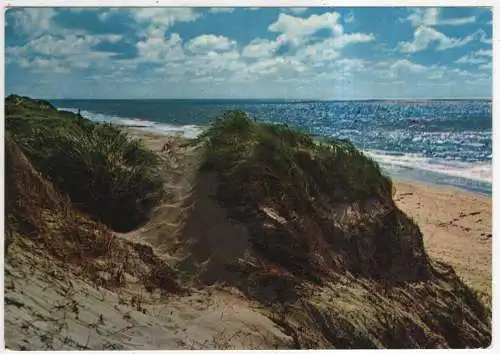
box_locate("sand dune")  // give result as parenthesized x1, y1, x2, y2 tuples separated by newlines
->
(4, 125, 491, 349)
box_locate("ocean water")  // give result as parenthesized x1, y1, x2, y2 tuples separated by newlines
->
(51, 99, 492, 195)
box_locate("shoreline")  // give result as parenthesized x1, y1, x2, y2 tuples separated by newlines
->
(392, 176, 492, 198)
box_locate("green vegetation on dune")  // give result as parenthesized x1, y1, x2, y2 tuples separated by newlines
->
(194, 110, 392, 204)
(5, 95, 164, 232)
(188, 111, 427, 282)
(183, 111, 490, 348)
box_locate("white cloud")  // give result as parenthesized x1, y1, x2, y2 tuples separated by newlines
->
(209, 8, 235, 14)
(476, 49, 492, 57)
(186, 34, 236, 54)
(7, 37, 116, 74)
(478, 30, 492, 44)
(67, 8, 99, 13)
(455, 55, 488, 65)
(391, 59, 427, 74)
(97, 11, 111, 22)
(344, 12, 355, 24)
(180, 50, 246, 81)
(399, 26, 477, 53)
(269, 12, 344, 47)
(405, 8, 476, 27)
(133, 8, 201, 38)
(440, 16, 477, 26)
(406, 8, 439, 27)
(134, 8, 200, 26)
(9, 8, 55, 38)
(7, 33, 122, 58)
(137, 33, 185, 62)
(427, 70, 444, 80)
(479, 62, 492, 71)
(297, 32, 374, 63)
(287, 8, 308, 14)
(242, 38, 278, 58)
(369, 60, 490, 88)
(232, 56, 308, 82)
(455, 49, 492, 65)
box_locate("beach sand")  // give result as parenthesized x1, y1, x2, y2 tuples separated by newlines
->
(394, 180, 492, 300)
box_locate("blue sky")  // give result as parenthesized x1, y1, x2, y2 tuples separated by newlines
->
(4, 7, 492, 99)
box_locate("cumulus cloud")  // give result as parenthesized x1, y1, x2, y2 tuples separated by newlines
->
(390, 59, 427, 74)
(132, 8, 201, 39)
(455, 49, 492, 65)
(6, 33, 117, 74)
(7, 33, 121, 58)
(137, 33, 185, 62)
(269, 12, 344, 47)
(242, 38, 278, 58)
(133, 8, 200, 26)
(8, 8, 55, 38)
(344, 12, 355, 24)
(478, 30, 492, 44)
(476, 49, 492, 57)
(297, 32, 375, 63)
(186, 34, 236, 54)
(405, 8, 476, 27)
(287, 8, 308, 14)
(209, 8, 235, 14)
(399, 26, 477, 53)
(479, 62, 492, 71)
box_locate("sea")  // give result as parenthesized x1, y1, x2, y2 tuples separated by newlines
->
(50, 99, 493, 195)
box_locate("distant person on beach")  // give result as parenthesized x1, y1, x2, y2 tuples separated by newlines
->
(77, 108, 81, 116)
(162, 137, 176, 155)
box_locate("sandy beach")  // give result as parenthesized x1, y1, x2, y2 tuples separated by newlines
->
(394, 180, 492, 300)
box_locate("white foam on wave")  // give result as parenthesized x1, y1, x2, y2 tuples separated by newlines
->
(365, 149, 492, 184)
(58, 107, 204, 139)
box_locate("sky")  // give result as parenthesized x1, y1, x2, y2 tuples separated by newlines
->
(4, 7, 493, 99)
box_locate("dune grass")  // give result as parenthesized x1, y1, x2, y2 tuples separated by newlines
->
(191, 110, 393, 210)
(5, 95, 164, 232)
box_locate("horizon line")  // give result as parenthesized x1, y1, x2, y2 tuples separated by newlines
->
(41, 97, 493, 101)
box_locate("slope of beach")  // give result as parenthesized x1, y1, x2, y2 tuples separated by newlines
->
(4, 96, 492, 349)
